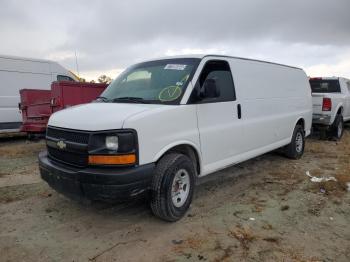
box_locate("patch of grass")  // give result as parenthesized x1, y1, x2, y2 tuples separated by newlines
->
(307, 199, 326, 217)
(228, 225, 255, 250)
(0, 141, 44, 158)
(213, 241, 234, 262)
(172, 234, 207, 254)
(0, 183, 48, 203)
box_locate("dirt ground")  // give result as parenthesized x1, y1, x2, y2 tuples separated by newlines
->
(0, 126, 350, 262)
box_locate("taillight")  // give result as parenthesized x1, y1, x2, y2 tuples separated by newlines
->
(322, 98, 332, 111)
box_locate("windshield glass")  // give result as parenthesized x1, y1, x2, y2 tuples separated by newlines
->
(100, 58, 200, 104)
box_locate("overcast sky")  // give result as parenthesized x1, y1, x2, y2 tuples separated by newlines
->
(1, 0, 350, 80)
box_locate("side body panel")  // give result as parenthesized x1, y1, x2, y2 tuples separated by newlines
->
(183, 56, 311, 176)
(0, 67, 52, 129)
(340, 78, 350, 121)
(229, 59, 312, 154)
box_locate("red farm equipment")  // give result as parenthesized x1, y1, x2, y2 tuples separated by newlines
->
(19, 81, 108, 137)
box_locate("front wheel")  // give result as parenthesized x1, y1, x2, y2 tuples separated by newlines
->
(284, 125, 305, 159)
(150, 153, 195, 222)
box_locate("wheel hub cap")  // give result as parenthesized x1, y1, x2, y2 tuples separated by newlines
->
(338, 122, 343, 137)
(171, 169, 190, 208)
(295, 132, 303, 153)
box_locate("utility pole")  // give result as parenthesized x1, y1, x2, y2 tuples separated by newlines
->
(75, 51, 80, 77)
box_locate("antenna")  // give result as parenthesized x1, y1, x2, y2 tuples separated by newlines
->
(75, 51, 80, 77)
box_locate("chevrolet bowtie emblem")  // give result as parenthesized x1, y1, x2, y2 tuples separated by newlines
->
(57, 140, 67, 150)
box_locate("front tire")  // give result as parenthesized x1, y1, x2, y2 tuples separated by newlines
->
(285, 125, 305, 159)
(150, 153, 195, 222)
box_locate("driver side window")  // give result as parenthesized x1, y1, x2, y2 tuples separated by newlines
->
(193, 60, 236, 103)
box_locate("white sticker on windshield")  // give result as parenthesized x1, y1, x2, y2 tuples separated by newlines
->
(164, 64, 187, 70)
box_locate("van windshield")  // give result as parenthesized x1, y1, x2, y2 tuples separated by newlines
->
(310, 79, 341, 93)
(100, 58, 200, 104)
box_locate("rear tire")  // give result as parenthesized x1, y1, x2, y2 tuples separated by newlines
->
(150, 153, 195, 222)
(329, 114, 344, 140)
(285, 125, 305, 159)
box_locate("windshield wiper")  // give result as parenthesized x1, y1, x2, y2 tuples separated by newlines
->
(95, 96, 111, 102)
(112, 97, 151, 104)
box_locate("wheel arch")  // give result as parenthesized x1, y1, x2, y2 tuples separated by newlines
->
(336, 106, 343, 115)
(331, 104, 343, 125)
(295, 117, 305, 131)
(153, 141, 202, 176)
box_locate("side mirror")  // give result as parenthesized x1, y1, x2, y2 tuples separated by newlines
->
(200, 78, 220, 98)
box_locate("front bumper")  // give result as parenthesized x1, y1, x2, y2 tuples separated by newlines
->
(312, 114, 332, 126)
(38, 151, 155, 202)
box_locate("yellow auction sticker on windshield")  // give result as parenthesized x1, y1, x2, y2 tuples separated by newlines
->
(159, 86, 182, 101)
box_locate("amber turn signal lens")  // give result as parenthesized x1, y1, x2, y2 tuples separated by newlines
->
(88, 154, 136, 165)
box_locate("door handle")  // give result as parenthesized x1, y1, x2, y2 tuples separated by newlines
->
(237, 104, 241, 119)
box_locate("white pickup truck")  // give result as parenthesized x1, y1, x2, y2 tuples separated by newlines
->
(310, 77, 350, 140)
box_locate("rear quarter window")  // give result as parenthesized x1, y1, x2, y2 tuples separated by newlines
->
(310, 79, 341, 93)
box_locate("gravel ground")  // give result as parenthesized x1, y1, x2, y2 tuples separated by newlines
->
(0, 126, 349, 262)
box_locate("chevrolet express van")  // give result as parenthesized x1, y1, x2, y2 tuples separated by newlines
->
(39, 55, 312, 221)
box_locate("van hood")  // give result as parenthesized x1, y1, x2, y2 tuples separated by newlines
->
(48, 102, 162, 131)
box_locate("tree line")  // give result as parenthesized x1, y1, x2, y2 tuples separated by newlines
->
(79, 75, 113, 84)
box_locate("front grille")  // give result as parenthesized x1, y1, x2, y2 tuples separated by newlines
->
(48, 147, 88, 167)
(47, 127, 90, 144)
(46, 127, 90, 167)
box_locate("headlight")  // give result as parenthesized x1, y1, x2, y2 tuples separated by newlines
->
(88, 130, 137, 166)
(105, 136, 119, 150)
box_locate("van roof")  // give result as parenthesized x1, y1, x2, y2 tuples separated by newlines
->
(0, 54, 55, 64)
(142, 54, 302, 70)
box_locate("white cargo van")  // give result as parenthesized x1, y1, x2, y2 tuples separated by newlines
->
(0, 54, 77, 132)
(39, 55, 312, 221)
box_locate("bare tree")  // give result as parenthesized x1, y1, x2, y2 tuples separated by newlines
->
(97, 75, 112, 84)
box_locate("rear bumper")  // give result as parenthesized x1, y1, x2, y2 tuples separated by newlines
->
(38, 151, 155, 202)
(312, 114, 332, 126)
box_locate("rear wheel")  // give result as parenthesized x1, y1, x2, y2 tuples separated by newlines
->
(150, 153, 195, 222)
(329, 114, 344, 140)
(285, 125, 305, 159)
